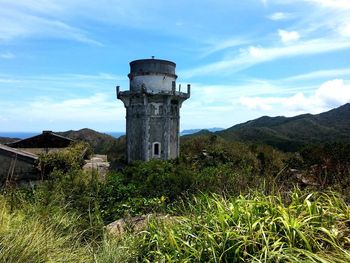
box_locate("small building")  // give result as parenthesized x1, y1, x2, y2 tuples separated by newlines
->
(0, 144, 39, 184)
(6, 130, 73, 155)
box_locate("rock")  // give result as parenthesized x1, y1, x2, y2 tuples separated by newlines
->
(83, 154, 110, 176)
(106, 214, 175, 237)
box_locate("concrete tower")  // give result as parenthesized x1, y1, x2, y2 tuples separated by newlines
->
(117, 58, 190, 163)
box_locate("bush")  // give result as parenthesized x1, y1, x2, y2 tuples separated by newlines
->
(39, 142, 92, 176)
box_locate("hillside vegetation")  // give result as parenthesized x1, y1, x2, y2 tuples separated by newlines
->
(108, 191, 350, 262)
(1, 105, 350, 262)
(58, 128, 126, 164)
(192, 103, 350, 151)
(1, 134, 350, 262)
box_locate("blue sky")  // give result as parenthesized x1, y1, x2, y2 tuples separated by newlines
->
(1, 0, 350, 132)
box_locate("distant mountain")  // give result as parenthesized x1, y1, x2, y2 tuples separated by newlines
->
(106, 132, 125, 138)
(181, 127, 224, 135)
(58, 128, 121, 154)
(0, 137, 19, 144)
(212, 103, 350, 151)
(58, 128, 126, 165)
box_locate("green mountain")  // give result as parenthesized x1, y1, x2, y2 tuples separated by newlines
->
(58, 128, 126, 163)
(58, 128, 118, 153)
(212, 103, 350, 151)
(57, 128, 125, 157)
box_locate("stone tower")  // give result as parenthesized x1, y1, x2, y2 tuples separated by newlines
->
(117, 58, 190, 163)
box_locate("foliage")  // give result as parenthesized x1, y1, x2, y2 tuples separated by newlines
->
(288, 143, 350, 188)
(38, 141, 92, 176)
(2, 126, 350, 262)
(58, 128, 126, 166)
(99, 161, 192, 223)
(0, 195, 92, 263)
(48, 169, 103, 238)
(210, 103, 350, 152)
(109, 189, 350, 262)
(98, 138, 289, 223)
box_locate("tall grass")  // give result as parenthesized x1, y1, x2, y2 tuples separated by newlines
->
(0, 195, 92, 263)
(107, 189, 350, 262)
(2, 181, 350, 262)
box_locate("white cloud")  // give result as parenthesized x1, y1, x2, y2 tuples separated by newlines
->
(248, 46, 264, 58)
(278, 29, 300, 43)
(0, 72, 128, 131)
(239, 79, 350, 115)
(284, 68, 350, 81)
(0, 93, 125, 131)
(0, 52, 15, 59)
(239, 97, 275, 111)
(182, 38, 350, 78)
(306, 0, 350, 9)
(338, 22, 350, 36)
(315, 79, 350, 106)
(268, 12, 292, 21)
(0, 4, 102, 45)
(199, 37, 248, 58)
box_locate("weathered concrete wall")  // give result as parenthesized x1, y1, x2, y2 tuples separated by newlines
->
(0, 154, 39, 183)
(126, 96, 147, 161)
(118, 59, 190, 163)
(120, 92, 188, 162)
(131, 75, 176, 93)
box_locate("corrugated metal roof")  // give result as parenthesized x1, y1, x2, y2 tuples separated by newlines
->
(0, 144, 38, 160)
(7, 131, 73, 149)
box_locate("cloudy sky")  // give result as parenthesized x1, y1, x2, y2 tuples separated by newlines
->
(0, 0, 350, 132)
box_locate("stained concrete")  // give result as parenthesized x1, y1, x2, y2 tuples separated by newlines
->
(117, 59, 190, 163)
(0, 144, 39, 184)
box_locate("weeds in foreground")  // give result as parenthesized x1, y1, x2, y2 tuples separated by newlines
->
(107, 189, 350, 262)
(2, 184, 350, 262)
(0, 196, 92, 263)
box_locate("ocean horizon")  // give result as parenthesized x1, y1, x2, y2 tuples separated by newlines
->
(0, 131, 125, 139)
(0, 129, 207, 139)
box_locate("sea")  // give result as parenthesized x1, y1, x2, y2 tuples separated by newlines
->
(0, 132, 125, 139)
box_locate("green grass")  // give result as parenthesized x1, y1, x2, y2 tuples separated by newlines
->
(0, 195, 92, 263)
(107, 189, 350, 262)
(2, 186, 350, 262)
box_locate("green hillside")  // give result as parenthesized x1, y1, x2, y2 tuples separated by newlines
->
(214, 103, 350, 151)
(58, 128, 126, 164)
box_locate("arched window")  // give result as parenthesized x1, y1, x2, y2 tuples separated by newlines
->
(152, 142, 161, 157)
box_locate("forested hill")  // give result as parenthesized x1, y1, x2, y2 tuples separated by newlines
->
(197, 103, 350, 151)
(58, 128, 125, 161)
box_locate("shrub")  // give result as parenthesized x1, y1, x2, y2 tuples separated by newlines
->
(38, 142, 92, 176)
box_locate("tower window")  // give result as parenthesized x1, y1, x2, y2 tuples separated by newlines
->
(153, 142, 161, 157)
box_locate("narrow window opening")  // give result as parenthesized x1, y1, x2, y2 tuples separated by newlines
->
(153, 142, 160, 157)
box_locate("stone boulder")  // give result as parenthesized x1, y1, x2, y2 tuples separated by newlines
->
(83, 154, 110, 176)
(106, 214, 175, 237)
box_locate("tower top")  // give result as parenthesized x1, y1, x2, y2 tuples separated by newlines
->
(129, 59, 176, 77)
